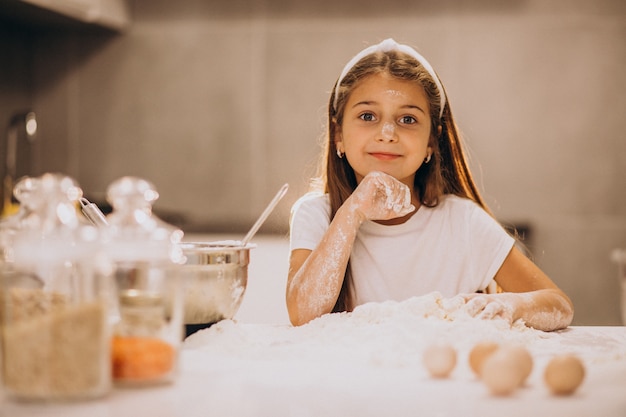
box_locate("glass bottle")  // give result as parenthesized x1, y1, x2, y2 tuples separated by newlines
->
(102, 176, 184, 386)
(1, 173, 111, 401)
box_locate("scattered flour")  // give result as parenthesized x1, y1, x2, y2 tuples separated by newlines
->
(184, 292, 626, 368)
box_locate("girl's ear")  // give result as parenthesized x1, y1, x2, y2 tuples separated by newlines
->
(335, 139, 344, 156)
(334, 135, 345, 158)
(428, 124, 442, 148)
(333, 119, 343, 147)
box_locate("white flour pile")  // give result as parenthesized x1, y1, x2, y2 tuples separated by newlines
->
(184, 292, 624, 367)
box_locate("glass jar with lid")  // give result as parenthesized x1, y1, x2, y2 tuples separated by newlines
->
(102, 176, 184, 386)
(0, 176, 43, 269)
(1, 173, 111, 401)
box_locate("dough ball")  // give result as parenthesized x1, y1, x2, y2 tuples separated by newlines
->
(482, 346, 526, 396)
(468, 341, 499, 378)
(544, 355, 585, 395)
(422, 342, 457, 378)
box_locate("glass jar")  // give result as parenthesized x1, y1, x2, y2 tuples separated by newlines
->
(1, 173, 111, 401)
(0, 176, 44, 265)
(102, 176, 184, 386)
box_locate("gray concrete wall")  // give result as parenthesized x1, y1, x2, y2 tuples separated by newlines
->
(1, 0, 625, 324)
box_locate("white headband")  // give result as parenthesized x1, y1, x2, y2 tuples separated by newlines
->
(333, 38, 446, 119)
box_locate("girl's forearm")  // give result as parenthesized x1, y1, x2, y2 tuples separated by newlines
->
(286, 205, 363, 326)
(515, 289, 574, 331)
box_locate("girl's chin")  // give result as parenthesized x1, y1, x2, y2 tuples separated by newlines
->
(355, 170, 414, 186)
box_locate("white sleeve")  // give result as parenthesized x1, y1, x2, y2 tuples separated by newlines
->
(468, 203, 516, 290)
(289, 193, 331, 251)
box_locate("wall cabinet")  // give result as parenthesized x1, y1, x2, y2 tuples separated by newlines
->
(1, 0, 130, 31)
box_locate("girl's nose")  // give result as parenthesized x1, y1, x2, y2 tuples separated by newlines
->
(378, 122, 397, 142)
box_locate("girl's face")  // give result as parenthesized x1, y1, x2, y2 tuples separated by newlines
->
(336, 72, 433, 189)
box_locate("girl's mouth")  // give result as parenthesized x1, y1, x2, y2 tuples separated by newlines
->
(369, 152, 401, 161)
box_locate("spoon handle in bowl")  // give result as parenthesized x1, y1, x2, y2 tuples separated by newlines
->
(242, 183, 289, 245)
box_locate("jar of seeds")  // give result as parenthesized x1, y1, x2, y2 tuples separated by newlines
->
(1, 173, 111, 401)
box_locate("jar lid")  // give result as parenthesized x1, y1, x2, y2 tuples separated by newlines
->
(11, 173, 99, 265)
(102, 176, 183, 263)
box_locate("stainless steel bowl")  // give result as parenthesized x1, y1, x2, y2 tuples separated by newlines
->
(180, 241, 254, 325)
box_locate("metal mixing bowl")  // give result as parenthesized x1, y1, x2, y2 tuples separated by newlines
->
(179, 241, 254, 326)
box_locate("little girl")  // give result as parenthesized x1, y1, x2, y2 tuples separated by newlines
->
(286, 38, 573, 331)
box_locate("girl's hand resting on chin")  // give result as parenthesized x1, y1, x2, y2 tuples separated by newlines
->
(346, 171, 415, 222)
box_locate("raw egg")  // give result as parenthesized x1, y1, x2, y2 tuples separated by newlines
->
(481, 346, 526, 396)
(468, 341, 499, 378)
(422, 342, 457, 378)
(544, 354, 585, 395)
(505, 344, 533, 385)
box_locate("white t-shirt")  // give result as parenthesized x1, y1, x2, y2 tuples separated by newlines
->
(289, 192, 515, 306)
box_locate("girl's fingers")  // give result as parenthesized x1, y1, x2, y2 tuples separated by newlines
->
(478, 301, 502, 319)
(464, 296, 489, 316)
(352, 172, 415, 220)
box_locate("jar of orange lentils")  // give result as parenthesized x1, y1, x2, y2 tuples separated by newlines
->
(102, 177, 184, 386)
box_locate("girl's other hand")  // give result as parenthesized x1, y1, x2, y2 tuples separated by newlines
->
(461, 293, 521, 325)
(347, 171, 415, 222)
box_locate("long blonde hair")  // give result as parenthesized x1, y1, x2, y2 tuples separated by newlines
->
(317, 48, 489, 311)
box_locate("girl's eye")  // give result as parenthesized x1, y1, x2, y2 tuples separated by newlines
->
(400, 115, 417, 124)
(359, 113, 376, 122)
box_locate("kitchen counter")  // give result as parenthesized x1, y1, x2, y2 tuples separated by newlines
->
(1, 302, 625, 417)
(1, 236, 624, 416)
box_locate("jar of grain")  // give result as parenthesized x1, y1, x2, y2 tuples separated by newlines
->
(101, 176, 184, 386)
(1, 173, 112, 401)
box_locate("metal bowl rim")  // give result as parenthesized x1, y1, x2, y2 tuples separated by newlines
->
(179, 241, 256, 253)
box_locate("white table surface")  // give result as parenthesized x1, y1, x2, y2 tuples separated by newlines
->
(1, 324, 625, 417)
